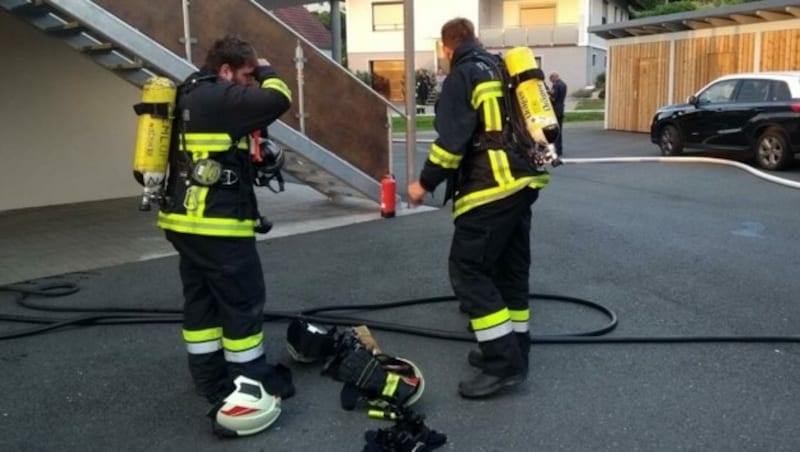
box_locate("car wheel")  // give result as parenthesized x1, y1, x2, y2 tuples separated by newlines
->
(754, 127, 792, 171)
(658, 124, 683, 156)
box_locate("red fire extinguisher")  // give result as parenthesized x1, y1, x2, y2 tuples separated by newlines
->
(380, 174, 396, 218)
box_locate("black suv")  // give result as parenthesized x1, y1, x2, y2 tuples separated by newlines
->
(650, 72, 800, 170)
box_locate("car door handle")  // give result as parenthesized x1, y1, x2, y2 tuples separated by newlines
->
(753, 107, 766, 112)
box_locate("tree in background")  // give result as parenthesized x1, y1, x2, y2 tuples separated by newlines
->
(310, 7, 348, 66)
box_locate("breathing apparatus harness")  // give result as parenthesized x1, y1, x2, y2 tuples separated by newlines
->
(165, 74, 286, 234)
(471, 50, 562, 172)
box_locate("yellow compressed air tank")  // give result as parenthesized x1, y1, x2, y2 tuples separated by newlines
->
(503, 47, 560, 148)
(132, 76, 176, 211)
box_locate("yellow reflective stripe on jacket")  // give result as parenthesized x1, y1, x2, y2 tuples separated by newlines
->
(528, 175, 549, 189)
(261, 78, 292, 102)
(183, 327, 223, 343)
(183, 133, 233, 152)
(454, 173, 550, 218)
(157, 212, 256, 237)
(487, 150, 514, 186)
(189, 186, 209, 218)
(223, 332, 263, 352)
(429, 143, 462, 169)
(236, 137, 249, 150)
(471, 80, 503, 110)
(472, 81, 503, 131)
(483, 97, 503, 131)
(182, 150, 210, 217)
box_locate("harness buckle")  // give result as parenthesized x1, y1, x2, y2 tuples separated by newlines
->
(219, 169, 239, 186)
(190, 159, 222, 186)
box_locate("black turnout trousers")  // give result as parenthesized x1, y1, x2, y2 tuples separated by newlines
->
(449, 188, 539, 376)
(165, 230, 291, 398)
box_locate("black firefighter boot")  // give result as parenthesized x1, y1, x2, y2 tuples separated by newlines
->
(189, 350, 232, 404)
(468, 332, 531, 372)
(458, 334, 527, 399)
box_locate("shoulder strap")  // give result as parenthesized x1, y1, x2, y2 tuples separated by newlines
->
(468, 51, 506, 81)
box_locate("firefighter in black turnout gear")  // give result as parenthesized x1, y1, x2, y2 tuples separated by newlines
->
(157, 36, 294, 429)
(408, 18, 549, 399)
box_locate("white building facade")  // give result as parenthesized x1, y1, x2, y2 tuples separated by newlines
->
(347, 0, 635, 100)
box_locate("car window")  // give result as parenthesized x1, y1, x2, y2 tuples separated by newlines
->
(735, 79, 770, 102)
(697, 80, 739, 104)
(768, 80, 792, 101)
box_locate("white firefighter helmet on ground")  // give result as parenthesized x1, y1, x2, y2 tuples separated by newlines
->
(393, 356, 424, 406)
(366, 354, 425, 409)
(209, 375, 281, 437)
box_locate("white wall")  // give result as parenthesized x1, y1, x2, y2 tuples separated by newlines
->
(588, 0, 607, 48)
(534, 46, 591, 92)
(345, 0, 607, 89)
(479, 0, 500, 29)
(347, 0, 480, 56)
(587, 0, 630, 47)
(501, 0, 581, 26)
(0, 11, 142, 211)
(347, 51, 436, 73)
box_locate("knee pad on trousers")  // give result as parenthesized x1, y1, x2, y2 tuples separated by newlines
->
(208, 375, 281, 438)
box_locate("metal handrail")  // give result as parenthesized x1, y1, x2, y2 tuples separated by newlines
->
(248, 0, 404, 117)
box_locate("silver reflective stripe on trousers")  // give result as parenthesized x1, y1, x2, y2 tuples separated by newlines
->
(511, 321, 530, 333)
(474, 321, 513, 342)
(224, 344, 265, 363)
(186, 340, 222, 354)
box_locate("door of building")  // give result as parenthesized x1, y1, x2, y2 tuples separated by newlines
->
(371, 60, 405, 101)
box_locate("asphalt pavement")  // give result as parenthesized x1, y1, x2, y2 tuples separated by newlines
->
(2, 124, 800, 451)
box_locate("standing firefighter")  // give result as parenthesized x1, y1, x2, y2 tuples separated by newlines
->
(408, 18, 549, 399)
(157, 36, 293, 436)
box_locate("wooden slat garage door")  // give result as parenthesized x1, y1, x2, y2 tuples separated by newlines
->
(608, 42, 669, 132)
(673, 34, 754, 104)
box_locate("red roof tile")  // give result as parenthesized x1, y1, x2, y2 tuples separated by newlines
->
(272, 6, 333, 49)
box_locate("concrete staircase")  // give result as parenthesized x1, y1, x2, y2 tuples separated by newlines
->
(1, 0, 381, 202)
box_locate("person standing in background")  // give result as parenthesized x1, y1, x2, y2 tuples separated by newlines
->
(548, 72, 567, 156)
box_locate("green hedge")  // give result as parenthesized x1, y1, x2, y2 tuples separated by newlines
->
(392, 111, 603, 132)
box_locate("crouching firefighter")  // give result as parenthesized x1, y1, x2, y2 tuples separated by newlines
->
(408, 18, 551, 399)
(150, 35, 294, 437)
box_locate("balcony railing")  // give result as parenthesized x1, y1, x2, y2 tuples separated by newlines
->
(480, 24, 580, 47)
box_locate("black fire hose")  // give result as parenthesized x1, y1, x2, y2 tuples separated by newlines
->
(2, 278, 800, 345)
